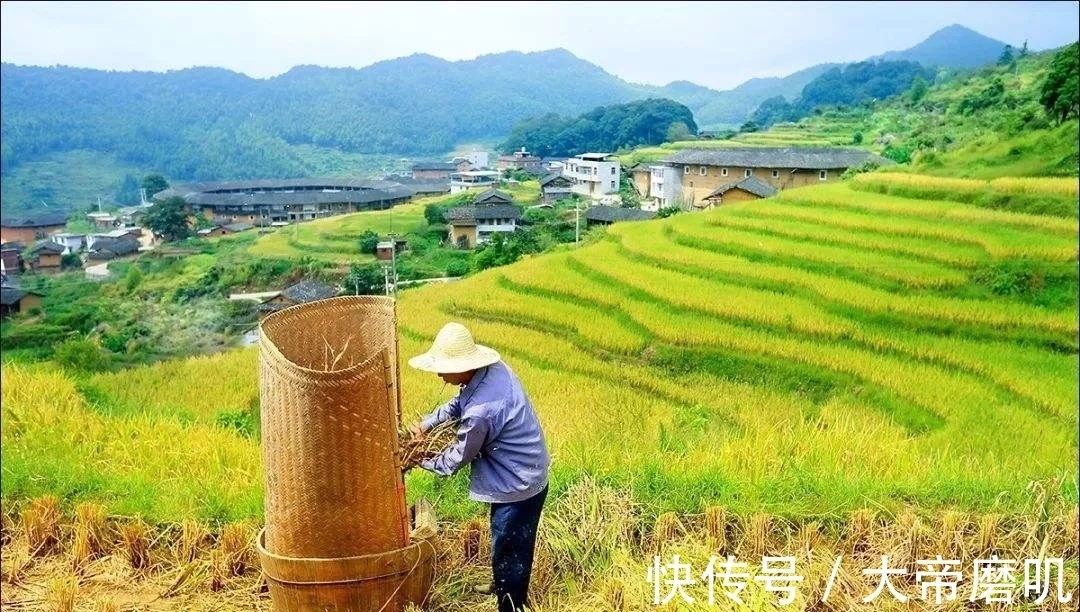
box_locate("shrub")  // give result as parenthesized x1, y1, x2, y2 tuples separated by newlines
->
(53, 338, 111, 372)
(446, 260, 470, 277)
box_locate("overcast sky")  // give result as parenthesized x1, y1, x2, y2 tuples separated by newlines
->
(2, 1, 1077, 90)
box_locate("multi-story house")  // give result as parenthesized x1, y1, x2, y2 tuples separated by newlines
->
(563, 153, 621, 199)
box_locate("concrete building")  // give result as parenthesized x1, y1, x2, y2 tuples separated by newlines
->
(467, 151, 490, 169)
(646, 164, 683, 211)
(563, 153, 621, 199)
(450, 170, 501, 193)
(51, 233, 87, 254)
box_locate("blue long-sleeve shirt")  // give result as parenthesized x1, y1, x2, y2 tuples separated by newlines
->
(418, 361, 550, 503)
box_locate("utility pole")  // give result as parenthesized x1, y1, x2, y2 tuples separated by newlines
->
(388, 232, 398, 297)
(575, 199, 580, 244)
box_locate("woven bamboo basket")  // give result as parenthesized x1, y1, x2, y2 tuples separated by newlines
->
(258, 296, 432, 610)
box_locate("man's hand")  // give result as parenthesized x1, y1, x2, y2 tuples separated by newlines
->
(408, 422, 425, 439)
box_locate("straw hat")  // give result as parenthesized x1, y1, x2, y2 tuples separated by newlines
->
(407, 322, 500, 373)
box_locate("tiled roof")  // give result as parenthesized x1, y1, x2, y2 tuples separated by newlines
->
(446, 204, 522, 225)
(281, 279, 338, 303)
(584, 205, 656, 223)
(664, 147, 886, 169)
(705, 176, 779, 199)
(0, 212, 69, 228)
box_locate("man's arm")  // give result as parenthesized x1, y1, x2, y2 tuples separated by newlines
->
(420, 407, 490, 476)
(419, 394, 462, 433)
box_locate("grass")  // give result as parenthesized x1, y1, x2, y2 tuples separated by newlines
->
(246, 202, 428, 262)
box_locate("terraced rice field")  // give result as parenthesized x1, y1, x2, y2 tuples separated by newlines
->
(2, 180, 1077, 610)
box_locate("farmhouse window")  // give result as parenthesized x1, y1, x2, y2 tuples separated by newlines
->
(610, 167, 616, 175)
(745, 169, 752, 178)
(772, 170, 780, 178)
(684, 166, 690, 175)
(699, 166, 707, 176)
(720, 168, 728, 177)
(819, 170, 827, 180)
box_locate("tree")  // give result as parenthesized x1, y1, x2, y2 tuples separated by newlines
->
(142, 196, 192, 242)
(739, 120, 759, 133)
(665, 122, 693, 142)
(141, 174, 169, 199)
(1040, 42, 1079, 123)
(998, 45, 1015, 67)
(114, 174, 141, 206)
(358, 230, 379, 254)
(346, 263, 384, 295)
(1018, 40, 1029, 58)
(852, 131, 864, 145)
(908, 75, 928, 103)
(424, 203, 447, 225)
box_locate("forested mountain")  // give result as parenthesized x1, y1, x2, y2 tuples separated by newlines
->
(872, 24, 1010, 68)
(750, 60, 934, 128)
(500, 98, 697, 157)
(0, 24, 1028, 215)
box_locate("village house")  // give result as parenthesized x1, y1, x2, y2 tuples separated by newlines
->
(51, 233, 87, 254)
(197, 225, 230, 238)
(86, 228, 142, 251)
(629, 163, 652, 197)
(446, 192, 522, 249)
(584, 205, 656, 227)
(257, 279, 339, 317)
(496, 147, 543, 173)
(539, 173, 575, 204)
(449, 170, 501, 193)
(450, 158, 474, 173)
(563, 153, 621, 199)
(0, 243, 26, 275)
(376, 238, 408, 261)
(412, 162, 457, 180)
(0, 213, 69, 244)
(28, 241, 65, 271)
(472, 188, 515, 207)
(384, 176, 451, 197)
(154, 178, 413, 225)
(87, 236, 140, 261)
(467, 151, 491, 169)
(646, 164, 683, 211)
(0, 284, 43, 319)
(664, 147, 886, 207)
(87, 212, 120, 230)
(700, 176, 778, 208)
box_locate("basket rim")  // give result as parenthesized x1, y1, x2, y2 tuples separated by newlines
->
(257, 527, 434, 584)
(258, 295, 397, 377)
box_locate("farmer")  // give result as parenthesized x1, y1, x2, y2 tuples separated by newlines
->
(405, 322, 550, 612)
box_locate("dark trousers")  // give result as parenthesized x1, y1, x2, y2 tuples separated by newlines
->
(490, 485, 548, 612)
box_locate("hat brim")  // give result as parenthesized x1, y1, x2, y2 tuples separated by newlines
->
(407, 344, 500, 373)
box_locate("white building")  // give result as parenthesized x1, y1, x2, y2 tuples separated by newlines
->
(450, 170, 501, 193)
(50, 233, 86, 254)
(646, 164, 682, 211)
(563, 153, 620, 199)
(467, 151, 490, 170)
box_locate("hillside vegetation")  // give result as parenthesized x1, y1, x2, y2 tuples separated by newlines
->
(619, 44, 1079, 182)
(500, 98, 698, 157)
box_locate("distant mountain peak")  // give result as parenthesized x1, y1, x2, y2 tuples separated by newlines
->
(873, 24, 1011, 69)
